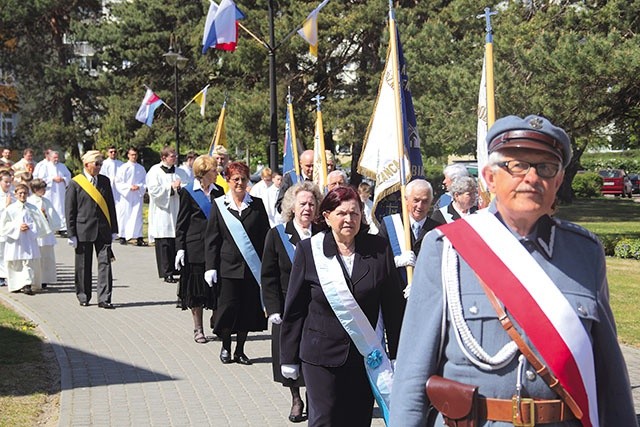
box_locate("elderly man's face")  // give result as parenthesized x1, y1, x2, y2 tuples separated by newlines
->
(51, 152, 59, 164)
(300, 153, 314, 178)
(483, 148, 563, 225)
(214, 154, 227, 168)
(327, 174, 346, 191)
(405, 187, 431, 222)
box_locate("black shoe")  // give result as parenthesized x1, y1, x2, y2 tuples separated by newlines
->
(119, 237, 127, 245)
(41, 283, 48, 289)
(136, 237, 148, 246)
(98, 302, 115, 309)
(79, 301, 89, 307)
(58, 230, 68, 238)
(164, 275, 177, 283)
(233, 352, 252, 365)
(288, 399, 306, 423)
(22, 286, 34, 295)
(220, 348, 233, 364)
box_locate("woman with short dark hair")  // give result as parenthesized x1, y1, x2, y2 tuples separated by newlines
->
(280, 186, 405, 426)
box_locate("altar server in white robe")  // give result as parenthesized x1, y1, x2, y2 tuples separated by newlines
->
(35, 150, 71, 232)
(100, 145, 123, 206)
(28, 179, 62, 287)
(0, 170, 15, 286)
(115, 147, 147, 246)
(0, 183, 50, 294)
(146, 146, 188, 282)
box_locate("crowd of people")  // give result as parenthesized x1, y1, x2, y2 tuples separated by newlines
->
(0, 113, 637, 427)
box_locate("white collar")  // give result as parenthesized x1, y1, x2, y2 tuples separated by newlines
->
(224, 191, 252, 212)
(292, 220, 312, 240)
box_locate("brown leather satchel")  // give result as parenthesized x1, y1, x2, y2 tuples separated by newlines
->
(426, 375, 478, 427)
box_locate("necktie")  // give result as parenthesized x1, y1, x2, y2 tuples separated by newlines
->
(161, 165, 176, 174)
(412, 222, 421, 239)
(91, 176, 97, 187)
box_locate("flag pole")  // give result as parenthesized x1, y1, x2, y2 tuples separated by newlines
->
(476, 7, 498, 207)
(287, 87, 301, 177)
(209, 94, 228, 151)
(311, 94, 327, 191)
(388, 2, 413, 284)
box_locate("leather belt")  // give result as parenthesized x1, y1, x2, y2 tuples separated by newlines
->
(479, 397, 576, 426)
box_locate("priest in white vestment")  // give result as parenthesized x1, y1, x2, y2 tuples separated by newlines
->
(146, 146, 188, 282)
(28, 179, 62, 286)
(0, 184, 50, 294)
(114, 147, 147, 245)
(34, 150, 71, 232)
(100, 146, 123, 205)
(0, 170, 15, 286)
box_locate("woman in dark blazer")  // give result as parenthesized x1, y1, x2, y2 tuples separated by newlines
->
(175, 155, 224, 343)
(261, 181, 323, 423)
(204, 162, 270, 365)
(431, 176, 478, 225)
(280, 186, 406, 427)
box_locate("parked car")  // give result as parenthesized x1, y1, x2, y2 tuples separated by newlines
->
(598, 169, 633, 198)
(629, 173, 639, 194)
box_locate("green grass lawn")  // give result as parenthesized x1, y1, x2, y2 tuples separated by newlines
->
(557, 197, 640, 346)
(0, 301, 58, 426)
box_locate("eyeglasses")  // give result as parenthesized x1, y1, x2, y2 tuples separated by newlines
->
(230, 176, 248, 183)
(497, 160, 561, 179)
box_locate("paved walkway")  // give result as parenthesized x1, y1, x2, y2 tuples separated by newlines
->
(1, 237, 639, 426)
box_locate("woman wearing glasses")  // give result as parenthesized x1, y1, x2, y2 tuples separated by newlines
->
(204, 162, 270, 365)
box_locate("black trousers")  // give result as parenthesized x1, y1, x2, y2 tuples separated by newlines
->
(302, 348, 373, 427)
(75, 239, 113, 304)
(154, 237, 176, 278)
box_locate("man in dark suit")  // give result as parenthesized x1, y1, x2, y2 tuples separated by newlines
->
(377, 179, 439, 272)
(65, 150, 119, 309)
(275, 149, 314, 213)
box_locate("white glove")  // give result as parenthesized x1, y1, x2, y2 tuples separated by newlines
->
(174, 250, 185, 271)
(394, 250, 416, 268)
(67, 236, 78, 248)
(268, 313, 282, 325)
(204, 269, 217, 287)
(111, 233, 118, 242)
(281, 364, 300, 380)
(403, 282, 412, 299)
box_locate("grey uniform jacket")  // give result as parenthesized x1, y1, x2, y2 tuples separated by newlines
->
(389, 213, 637, 427)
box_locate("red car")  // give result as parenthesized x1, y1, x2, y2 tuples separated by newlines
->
(598, 169, 633, 198)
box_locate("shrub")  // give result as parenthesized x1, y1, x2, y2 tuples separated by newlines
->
(614, 238, 640, 260)
(572, 172, 603, 198)
(596, 234, 620, 256)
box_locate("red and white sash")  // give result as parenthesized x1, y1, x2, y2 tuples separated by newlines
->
(438, 211, 598, 427)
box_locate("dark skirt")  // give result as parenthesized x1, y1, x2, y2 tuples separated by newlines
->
(178, 262, 216, 310)
(213, 274, 267, 335)
(271, 323, 305, 386)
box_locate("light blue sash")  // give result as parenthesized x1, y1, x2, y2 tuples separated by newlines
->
(184, 182, 212, 220)
(383, 214, 407, 283)
(214, 197, 264, 307)
(275, 224, 295, 263)
(310, 232, 394, 426)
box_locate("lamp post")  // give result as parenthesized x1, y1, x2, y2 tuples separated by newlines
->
(163, 35, 188, 163)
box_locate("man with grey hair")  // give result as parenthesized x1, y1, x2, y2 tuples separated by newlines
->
(433, 163, 470, 210)
(326, 169, 347, 192)
(391, 115, 636, 426)
(276, 149, 314, 212)
(377, 179, 439, 289)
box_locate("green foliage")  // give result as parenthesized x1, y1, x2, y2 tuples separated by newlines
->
(579, 149, 640, 173)
(571, 172, 602, 198)
(614, 238, 640, 260)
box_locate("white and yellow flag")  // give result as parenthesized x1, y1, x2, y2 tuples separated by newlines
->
(476, 55, 489, 190)
(297, 0, 330, 57)
(193, 85, 209, 117)
(357, 45, 412, 215)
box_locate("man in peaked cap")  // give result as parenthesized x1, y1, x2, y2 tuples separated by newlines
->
(390, 115, 636, 426)
(65, 150, 119, 309)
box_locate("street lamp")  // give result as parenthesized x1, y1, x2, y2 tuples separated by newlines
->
(163, 35, 188, 163)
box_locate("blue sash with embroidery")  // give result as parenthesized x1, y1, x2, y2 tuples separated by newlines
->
(310, 232, 394, 425)
(214, 197, 264, 307)
(383, 214, 407, 283)
(184, 183, 212, 220)
(275, 224, 295, 263)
